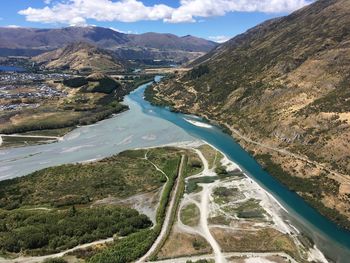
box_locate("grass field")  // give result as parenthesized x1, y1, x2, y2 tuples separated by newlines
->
(180, 203, 200, 227)
(211, 227, 302, 261)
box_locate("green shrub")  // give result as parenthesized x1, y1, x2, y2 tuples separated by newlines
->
(86, 78, 120, 94)
(63, 77, 88, 88)
(187, 65, 210, 79)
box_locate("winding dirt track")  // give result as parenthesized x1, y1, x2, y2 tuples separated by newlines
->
(176, 148, 227, 263)
(137, 154, 186, 263)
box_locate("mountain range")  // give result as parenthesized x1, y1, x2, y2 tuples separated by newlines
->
(149, 0, 350, 228)
(0, 26, 217, 62)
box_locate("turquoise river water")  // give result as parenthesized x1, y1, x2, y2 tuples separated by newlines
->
(0, 77, 349, 262)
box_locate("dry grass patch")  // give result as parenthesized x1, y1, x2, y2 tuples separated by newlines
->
(211, 227, 301, 261)
(198, 144, 219, 169)
(157, 231, 211, 259)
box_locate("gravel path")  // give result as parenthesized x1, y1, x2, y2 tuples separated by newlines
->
(137, 154, 186, 262)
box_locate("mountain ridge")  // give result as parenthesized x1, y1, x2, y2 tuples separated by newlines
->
(149, 0, 350, 228)
(0, 26, 217, 62)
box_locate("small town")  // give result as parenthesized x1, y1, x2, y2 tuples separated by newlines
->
(0, 71, 68, 111)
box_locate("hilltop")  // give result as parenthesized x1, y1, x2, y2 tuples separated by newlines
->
(33, 42, 125, 73)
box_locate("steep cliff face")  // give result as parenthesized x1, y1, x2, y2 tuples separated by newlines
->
(150, 0, 350, 228)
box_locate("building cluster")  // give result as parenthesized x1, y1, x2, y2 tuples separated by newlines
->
(0, 72, 71, 83)
(0, 84, 65, 100)
(0, 103, 40, 111)
(0, 72, 69, 111)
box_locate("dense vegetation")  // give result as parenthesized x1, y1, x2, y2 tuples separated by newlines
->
(0, 149, 170, 209)
(84, 77, 121, 94)
(88, 229, 157, 263)
(63, 77, 88, 88)
(88, 149, 183, 263)
(186, 176, 217, 194)
(63, 75, 122, 93)
(186, 65, 209, 80)
(0, 206, 151, 255)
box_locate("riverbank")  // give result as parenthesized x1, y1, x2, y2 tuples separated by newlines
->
(146, 81, 350, 232)
(0, 142, 324, 263)
(0, 73, 156, 148)
(148, 141, 327, 263)
(197, 111, 350, 231)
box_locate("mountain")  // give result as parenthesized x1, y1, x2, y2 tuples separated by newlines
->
(0, 26, 217, 62)
(33, 42, 125, 73)
(149, 0, 350, 228)
(0, 26, 129, 50)
(127, 33, 216, 52)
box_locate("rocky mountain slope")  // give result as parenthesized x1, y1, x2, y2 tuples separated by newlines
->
(33, 42, 125, 73)
(0, 26, 217, 62)
(149, 0, 350, 228)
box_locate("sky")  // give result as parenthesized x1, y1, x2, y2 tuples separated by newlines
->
(0, 0, 314, 42)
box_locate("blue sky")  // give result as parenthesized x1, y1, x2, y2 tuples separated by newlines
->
(0, 0, 313, 42)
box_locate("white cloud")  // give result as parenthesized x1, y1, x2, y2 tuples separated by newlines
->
(19, 0, 173, 25)
(165, 0, 313, 23)
(6, 25, 22, 28)
(19, 0, 314, 25)
(69, 17, 87, 26)
(209, 35, 231, 43)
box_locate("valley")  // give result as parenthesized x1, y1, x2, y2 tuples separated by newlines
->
(1, 0, 350, 262)
(1, 77, 349, 263)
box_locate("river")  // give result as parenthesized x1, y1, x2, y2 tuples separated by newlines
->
(1, 77, 350, 262)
